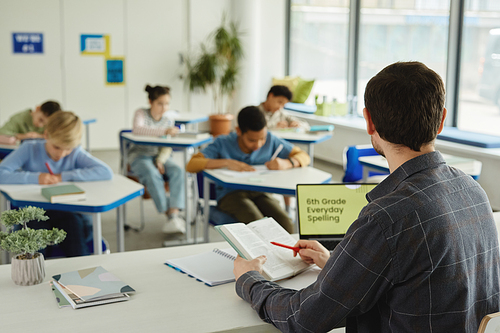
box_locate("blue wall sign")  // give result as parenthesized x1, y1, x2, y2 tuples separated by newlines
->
(106, 59, 124, 84)
(12, 33, 43, 54)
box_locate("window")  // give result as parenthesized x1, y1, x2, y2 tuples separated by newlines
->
(357, 0, 450, 116)
(457, 0, 500, 136)
(289, 0, 349, 108)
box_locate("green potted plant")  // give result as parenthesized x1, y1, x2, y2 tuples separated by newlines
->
(0, 206, 66, 286)
(184, 16, 243, 136)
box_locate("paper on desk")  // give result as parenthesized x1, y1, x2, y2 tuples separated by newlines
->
(219, 165, 280, 178)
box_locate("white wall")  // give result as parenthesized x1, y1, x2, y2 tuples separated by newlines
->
(0, 0, 285, 149)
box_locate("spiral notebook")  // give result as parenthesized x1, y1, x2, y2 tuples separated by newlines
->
(164, 248, 237, 287)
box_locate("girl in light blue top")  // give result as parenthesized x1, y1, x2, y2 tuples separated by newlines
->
(0, 111, 113, 257)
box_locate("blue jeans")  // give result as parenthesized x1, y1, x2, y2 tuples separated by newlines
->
(130, 155, 185, 213)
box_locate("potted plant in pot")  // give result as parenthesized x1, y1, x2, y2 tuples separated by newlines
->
(0, 206, 66, 286)
(184, 17, 243, 136)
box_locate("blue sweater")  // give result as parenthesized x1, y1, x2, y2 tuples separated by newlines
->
(0, 140, 113, 184)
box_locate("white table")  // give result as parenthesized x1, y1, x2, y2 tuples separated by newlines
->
(0, 240, 345, 332)
(358, 153, 483, 181)
(120, 132, 212, 243)
(202, 167, 332, 241)
(0, 174, 144, 259)
(270, 130, 333, 166)
(172, 112, 209, 131)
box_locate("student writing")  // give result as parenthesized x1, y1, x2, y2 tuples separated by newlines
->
(127, 85, 186, 234)
(0, 111, 113, 257)
(186, 106, 310, 233)
(258, 85, 309, 130)
(0, 100, 61, 141)
(233, 62, 500, 332)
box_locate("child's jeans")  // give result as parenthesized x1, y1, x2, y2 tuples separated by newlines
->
(130, 155, 185, 213)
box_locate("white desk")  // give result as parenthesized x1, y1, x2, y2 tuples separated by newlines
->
(0, 240, 345, 332)
(120, 132, 212, 243)
(0, 174, 144, 258)
(165, 110, 209, 131)
(270, 130, 333, 166)
(202, 167, 332, 241)
(358, 153, 483, 181)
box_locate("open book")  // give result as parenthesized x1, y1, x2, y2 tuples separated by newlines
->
(215, 217, 310, 281)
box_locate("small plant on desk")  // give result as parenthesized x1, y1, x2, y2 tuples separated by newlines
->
(0, 206, 66, 286)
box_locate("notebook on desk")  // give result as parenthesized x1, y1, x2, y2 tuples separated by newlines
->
(296, 183, 377, 250)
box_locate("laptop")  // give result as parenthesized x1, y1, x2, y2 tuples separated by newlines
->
(296, 183, 378, 250)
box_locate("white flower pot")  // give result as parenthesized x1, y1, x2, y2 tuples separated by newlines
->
(11, 253, 45, 286)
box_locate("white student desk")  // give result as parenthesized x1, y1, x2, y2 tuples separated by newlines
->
(358, 153, 483, 181)
(0, 174, 144, 259)
(0, 240, 345, 333)
(120, 132, 212, 243)
(270, 130, 333, 167)
(172, 112, 209, 131)
(202, 167, 332, 241)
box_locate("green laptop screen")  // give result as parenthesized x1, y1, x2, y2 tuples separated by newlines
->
(297, 184, 377, 236)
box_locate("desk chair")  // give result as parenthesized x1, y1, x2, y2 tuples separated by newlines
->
(119, 129, 170, 232)
(195, 172, 237, 237)
(342, 144, 388, 182)
(48, 238, 111, 258)
(477, 312, 500, 333)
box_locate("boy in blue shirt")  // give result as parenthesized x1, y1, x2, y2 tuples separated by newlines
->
(186, 106, 310, 232)
(0, 111, 113, 257)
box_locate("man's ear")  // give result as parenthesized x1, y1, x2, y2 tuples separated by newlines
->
(437, 108, 447, 134)
(363, 108, 376, 135)
(235, 126, 241, 136)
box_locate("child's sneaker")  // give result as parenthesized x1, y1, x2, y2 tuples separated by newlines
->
(162, 215, 186, 234)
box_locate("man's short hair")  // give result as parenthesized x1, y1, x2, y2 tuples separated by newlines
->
(364, 61, 445, 152)
(40, 101, 62, 117)
(238, 106, 267, 134)
(267, 85, 292, 101)
(46, 111, 83, 148)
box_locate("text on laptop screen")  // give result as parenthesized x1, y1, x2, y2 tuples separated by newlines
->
(297, 184, 377, 236)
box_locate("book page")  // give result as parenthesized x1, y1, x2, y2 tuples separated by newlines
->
(218, 165, 280, 178)
(220, 223, 294, 280)
(248, 218, 309, 273)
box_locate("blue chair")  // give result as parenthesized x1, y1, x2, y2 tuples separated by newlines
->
(195, 172, 237, 227)
(342, 144, 388, 182)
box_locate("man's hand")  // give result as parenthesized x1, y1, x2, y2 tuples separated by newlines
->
(227, 160, 255, 171)
(293, 240, 330, 268)
(38, 173, 61, 185)
(265, 157, 293, 170)
(16, 132, 43, 140)
(233, 255, 267, 280)
(156, 160, 165, 174)
(276, 121, 288, 128)
(165, 127, 179, 136)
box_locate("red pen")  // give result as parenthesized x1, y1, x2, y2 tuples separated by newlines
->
(45, 162, 54, 175)
(270, 241, 300, 252)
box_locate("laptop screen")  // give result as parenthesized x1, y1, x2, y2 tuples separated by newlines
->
(296, 183, 377, 239)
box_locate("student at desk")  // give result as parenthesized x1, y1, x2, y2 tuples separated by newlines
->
(186, 106, 310, 233)
(258, 85, 309, 130)
(233, 62, 500, 332)
(128, 85, 186, 234)
(0, 111, 113, 257)
(0, 100, 61, 142)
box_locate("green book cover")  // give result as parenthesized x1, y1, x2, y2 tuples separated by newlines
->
(41, 184, 85, 203)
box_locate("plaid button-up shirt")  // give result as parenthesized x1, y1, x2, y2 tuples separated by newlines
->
(236, 151, 500, 332)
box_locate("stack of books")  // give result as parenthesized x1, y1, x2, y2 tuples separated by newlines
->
(50, 266, 135, 309)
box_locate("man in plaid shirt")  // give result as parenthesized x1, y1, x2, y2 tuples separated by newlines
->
(233, 61, 500, 332)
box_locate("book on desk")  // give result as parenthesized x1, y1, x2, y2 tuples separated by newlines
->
(41, 184, 86, 203)
(216, 217, 311, 281)
(51, 266, 135, 309)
